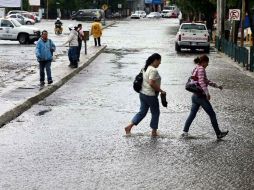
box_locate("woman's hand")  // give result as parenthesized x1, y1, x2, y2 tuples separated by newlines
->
(160, 90, 166, 95)
(218, 85, 223, 90)
(207, 94, 211, 101)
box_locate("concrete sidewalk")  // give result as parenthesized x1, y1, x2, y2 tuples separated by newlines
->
(0, 45, 106, 127)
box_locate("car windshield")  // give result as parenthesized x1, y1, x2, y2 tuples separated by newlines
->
(163, 6, 175, 10)
(11, 19, 22, 27)
(181, 24, 206, 30)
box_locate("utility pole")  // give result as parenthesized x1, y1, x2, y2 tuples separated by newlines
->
(47, 0, 49, 20)
(240, 0, 245, 47)
(217, 0, 221, 38)
(221, 0, 225, 38)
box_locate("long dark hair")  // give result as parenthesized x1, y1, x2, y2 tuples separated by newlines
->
(194, 57, 200, 64)
(144, 53, 161, 71)
(200, 55, 209, 63)
(193, 55, 209, 65)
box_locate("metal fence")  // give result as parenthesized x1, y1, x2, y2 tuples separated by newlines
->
(219, 38, 250, 70)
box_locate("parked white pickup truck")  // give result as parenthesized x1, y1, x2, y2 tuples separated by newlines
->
(0, 18, 40, 44)
(175, 22, 210, 53)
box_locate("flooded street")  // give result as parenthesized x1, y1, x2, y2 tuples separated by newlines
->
(0, 18, 254, 189)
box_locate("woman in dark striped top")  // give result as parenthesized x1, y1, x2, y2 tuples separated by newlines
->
(182, 55, 229, 139)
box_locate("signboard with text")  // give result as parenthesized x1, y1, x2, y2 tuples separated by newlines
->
(29, 0, 40, 6)
(229, 9, 241, 21)
(145, 0, 162, 4)
(0, 0, 21, 7)
(145, 0, 153, 4)
(152, 0, 162, 4)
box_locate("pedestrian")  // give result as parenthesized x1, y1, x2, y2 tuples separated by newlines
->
(182, 55, 229, 139)
(77, 23, 84, 62)
(35, 30, 56, 87)
(91, 18, 102, 46)
(125, 53, 166, 137)
(63, 24, 79, 68)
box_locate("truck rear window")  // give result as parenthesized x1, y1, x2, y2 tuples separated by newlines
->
(181, 24, 206, 30)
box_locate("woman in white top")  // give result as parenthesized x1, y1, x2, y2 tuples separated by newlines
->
(125, 53, 166, 137)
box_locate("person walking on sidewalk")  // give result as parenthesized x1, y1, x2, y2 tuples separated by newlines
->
(182, 55, 229, 139)
(91, 19, 102, 46)
(77, 23, 84, 62)
(125, 53, 166, 137)
(63, 24, 79, 68)
(35, 30, 56, 87)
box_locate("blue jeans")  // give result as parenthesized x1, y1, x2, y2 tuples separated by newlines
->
(184, 94, 221, 135)
(68, 46, 78, 64)
(39, 61, 52, 82)
(132, 93, 160, 130)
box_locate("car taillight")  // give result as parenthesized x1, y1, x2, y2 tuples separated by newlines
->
(179, 34, 181, 41)
(205, 34, 210, 42)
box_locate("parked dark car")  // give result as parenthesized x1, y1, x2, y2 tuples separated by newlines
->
(71, 9, 104, 21)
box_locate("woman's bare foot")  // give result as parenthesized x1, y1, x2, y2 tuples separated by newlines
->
(151, 129, 158, 137)
(125, 124, 133, 135)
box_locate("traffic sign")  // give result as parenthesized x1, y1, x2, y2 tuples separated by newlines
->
(102, 4, 108, 11)
(229, 9, 241, 21)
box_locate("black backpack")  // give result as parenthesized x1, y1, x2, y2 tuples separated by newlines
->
(133, 69, 143, 93)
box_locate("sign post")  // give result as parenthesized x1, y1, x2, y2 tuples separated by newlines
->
(229, 9, 241, 43)
(101, 4, 108, 26)
(83, 31, 90, 55)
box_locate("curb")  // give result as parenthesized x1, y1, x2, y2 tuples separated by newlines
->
(0, 46, 107, 127)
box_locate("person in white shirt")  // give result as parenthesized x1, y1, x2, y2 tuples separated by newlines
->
(63, 24, 79, 68)
(125, 53, 166, 137)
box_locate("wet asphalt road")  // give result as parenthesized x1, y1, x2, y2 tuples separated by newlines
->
(0, 19, 106, 93)
(1, 18, 254, 190)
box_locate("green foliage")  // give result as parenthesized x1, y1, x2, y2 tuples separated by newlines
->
(22, 0, 29, 10)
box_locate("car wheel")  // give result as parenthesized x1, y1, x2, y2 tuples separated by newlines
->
(26, 21, 32, 25)
(29, 40, 35, 44)
(18, 34, 28, 44)
(204, 47, 210, 53)
(175, 43, 181, 52)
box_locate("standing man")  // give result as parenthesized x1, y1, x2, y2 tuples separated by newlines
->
(35, 30, 56, 87)
(91, 19, 102, 46)
(63, 24, 79, 68)
(77, 24, 84, 62)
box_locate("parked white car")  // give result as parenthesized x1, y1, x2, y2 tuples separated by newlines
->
(162, 5, 179, 18)
(161, 10, 172, 18)
(147, 12, 161, 18)
(130, 11, 146, 19)
(175, 22, 210, 53)
(7, 10, 28, 16)
(0, 18, 40, 44)
(30, 12, 41, 22)
(7, 14, 35, 25)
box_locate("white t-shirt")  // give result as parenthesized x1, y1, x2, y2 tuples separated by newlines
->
(140, 66, 161, 96)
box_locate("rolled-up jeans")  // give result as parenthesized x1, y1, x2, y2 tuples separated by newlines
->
(184, 94, 221, 135)
(68, 46, 78, 65)
(132, 93, 160, 130)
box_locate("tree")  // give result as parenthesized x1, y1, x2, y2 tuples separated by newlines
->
(176, 0, 216, 30)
